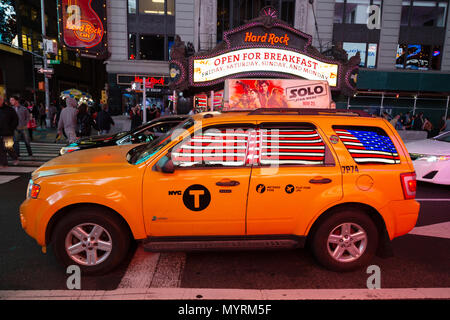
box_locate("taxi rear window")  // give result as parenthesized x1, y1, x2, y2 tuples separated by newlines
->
(333, 125, 400, 165)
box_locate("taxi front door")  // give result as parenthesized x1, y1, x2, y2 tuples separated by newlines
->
(142, 123, 255, 237)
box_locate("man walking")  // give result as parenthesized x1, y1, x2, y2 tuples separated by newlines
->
(10, 95, 33, 157)
(0, 95, 20, 167)
(96, 104, 115, 135)
(58, 97, 78, 143)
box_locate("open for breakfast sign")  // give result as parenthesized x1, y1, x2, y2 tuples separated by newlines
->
(225, 79, 333, 110)
(193, 48, 339, 87)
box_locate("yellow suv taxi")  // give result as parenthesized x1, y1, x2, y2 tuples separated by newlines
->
(20, 109, 420, 274)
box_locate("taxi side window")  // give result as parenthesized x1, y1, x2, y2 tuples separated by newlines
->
(333, 125, 400, 165)
(258, 123, 334, 166)
(171, 124, 255, 168)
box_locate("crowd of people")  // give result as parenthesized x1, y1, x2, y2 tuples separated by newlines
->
(128, 103, 174, 130)
(0, 94, 116, 167)
(384, 111, 450, 138)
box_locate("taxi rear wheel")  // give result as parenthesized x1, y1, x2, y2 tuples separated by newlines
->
(52, 207, 131, 275)
(310, 209, 378, 272)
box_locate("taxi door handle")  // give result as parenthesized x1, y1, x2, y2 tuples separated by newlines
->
(309, 178, 332, 184)
(216, 179, 240, 187)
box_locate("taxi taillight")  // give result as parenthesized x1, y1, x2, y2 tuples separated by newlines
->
(30, 184, 41, 199)
(400, 172, 416, 200)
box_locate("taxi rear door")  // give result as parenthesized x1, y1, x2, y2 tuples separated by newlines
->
(246, 121, 343, 236)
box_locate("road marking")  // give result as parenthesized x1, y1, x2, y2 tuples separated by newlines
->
(0, 175, 20, 184)
(1, 287, 449, 300)
(0, 166, 36, 173)
(416, 199, 450, 202)
(118, 247, 160, 289)
(409, 221, 450, 239)
(150, 252, 186, 288)
(118, 248, 186, 289)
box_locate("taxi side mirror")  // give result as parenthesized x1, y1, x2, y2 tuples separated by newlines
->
(154, 156, 175, 174)
(161, 159, 175, 174)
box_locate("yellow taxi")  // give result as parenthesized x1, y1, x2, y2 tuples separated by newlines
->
(20, 109, 420, 274)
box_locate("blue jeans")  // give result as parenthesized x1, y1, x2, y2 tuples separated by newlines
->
(14, 129, 33, 156)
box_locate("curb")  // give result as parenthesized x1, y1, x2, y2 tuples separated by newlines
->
(1, 287, 449, 300)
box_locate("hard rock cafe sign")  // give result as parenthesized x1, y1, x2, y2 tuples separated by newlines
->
(169, 6, 359, 97)
(58, 0, 108, 59)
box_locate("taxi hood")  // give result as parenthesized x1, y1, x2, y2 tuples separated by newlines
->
(32, 144, 138, 181)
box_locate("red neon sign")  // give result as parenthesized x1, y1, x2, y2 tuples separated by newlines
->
(134, 76, 165, 88)
(59, 0, 107, 56)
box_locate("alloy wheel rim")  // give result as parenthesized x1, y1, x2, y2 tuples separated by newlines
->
(65, 223, 113, 266)
(326, 222, 368, 263)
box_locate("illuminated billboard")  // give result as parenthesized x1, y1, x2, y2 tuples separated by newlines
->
(58, 0, 108, 59)
(193, 48, 339, 87)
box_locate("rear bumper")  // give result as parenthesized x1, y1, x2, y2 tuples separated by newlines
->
(381, 199, 420, 240)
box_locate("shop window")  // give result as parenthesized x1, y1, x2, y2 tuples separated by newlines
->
(334, 0, 382, 25)
(401, 0, 448, 27)
(342, 42, 378, 68)
(139, 34, 165, 60)
(128, 0, 137, 14)
(396, 44, 442, 70)
(139, 0, 174, 15)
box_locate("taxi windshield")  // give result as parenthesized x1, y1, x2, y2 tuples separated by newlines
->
(127, 118, 194, 165)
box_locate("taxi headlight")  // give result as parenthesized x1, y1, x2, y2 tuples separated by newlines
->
(410, 153, 449, 162)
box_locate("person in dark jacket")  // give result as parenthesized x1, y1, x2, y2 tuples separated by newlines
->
(0, 95, 19, 167)
(76, 103, 95, 137)
(130, 105, 142, 130)
(96, 104, 115, 135)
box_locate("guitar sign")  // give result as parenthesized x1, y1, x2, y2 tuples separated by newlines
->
(59, 0, 107, 57)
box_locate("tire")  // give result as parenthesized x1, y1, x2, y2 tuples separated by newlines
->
(52, 207, 131, 275)
(310, 209, 379, 272)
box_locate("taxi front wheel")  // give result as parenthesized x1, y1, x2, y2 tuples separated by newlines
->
(310, 210, 379, 272)
(52, 207, 131, 275)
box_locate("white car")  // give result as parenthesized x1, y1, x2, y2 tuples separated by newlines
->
(405, 131, 450, 185)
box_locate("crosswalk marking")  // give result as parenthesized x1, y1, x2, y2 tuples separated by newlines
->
(0, 175, 20, 184)
(118, 248, 186, 289)
(0, 166, 36, 173)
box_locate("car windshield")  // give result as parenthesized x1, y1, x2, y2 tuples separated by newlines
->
(434, 132, 450, 142)
(127, 117, 195, 165)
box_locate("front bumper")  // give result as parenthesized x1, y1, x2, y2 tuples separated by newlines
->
(412, 159, 450, 185)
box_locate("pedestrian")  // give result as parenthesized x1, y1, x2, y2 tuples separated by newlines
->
(130, 105, 142, 130)
(10, 95, 33, 157)
(0, 94, 19, 167)
(390, 114, 401, 130)
(413, 112, 424, 130)
(422, 117, 433, 138)
(58, 97, 78, 143)
(76, 103, 95, 137)
(38, 102, 46, 128)
(48, 102, 57, 128)
(96, 104, 115, 135)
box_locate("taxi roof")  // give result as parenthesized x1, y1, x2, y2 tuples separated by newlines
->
(190, 108, 381, 126)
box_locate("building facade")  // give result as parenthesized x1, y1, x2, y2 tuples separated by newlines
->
(106, 0, 450, 129)
(0, 0, 106, 107)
